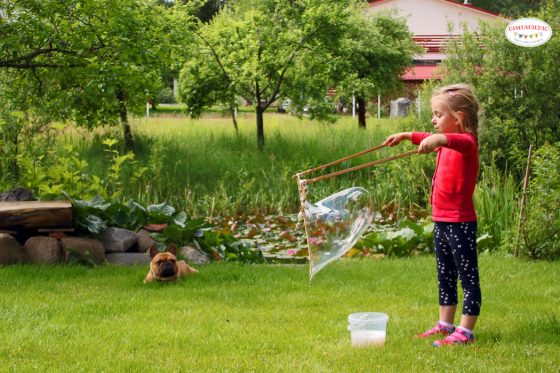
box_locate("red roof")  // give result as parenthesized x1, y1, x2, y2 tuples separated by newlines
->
(401, 65, 443, 81)
(367, 0, 502, 17)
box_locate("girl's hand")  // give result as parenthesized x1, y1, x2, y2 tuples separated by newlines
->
(418, 134, 448, 153)
(383, 132, 411, 147)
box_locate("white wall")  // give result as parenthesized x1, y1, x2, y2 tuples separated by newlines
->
(366, 0, 504, 35)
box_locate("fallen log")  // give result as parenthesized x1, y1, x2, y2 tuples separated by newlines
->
(0, 201, 72, 230)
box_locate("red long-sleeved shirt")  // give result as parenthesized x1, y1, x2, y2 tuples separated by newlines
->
(412, 132, 479, 222)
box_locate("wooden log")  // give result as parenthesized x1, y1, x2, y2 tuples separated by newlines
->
(0, 201, 72, 230)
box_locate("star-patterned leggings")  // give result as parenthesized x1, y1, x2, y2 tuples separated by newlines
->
(434, 221, 481, 316)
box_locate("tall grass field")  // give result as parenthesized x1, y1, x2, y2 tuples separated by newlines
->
(69, 113, 432, 217)
(1, 256, 558, 371)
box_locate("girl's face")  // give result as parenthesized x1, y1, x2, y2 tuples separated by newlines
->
(431, 98, 461, 134)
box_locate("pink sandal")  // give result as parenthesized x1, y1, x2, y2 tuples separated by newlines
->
(433, 328, 474, 347)
(417, 322, 455, 338)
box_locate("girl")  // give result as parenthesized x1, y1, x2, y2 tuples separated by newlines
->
(383, 83, 481, 347)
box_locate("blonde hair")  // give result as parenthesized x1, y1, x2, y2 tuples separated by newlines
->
(431, 83, 479, 139)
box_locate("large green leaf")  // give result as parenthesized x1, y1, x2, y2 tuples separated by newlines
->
(399, 220, 424, 237)
(173, 211, 188, 228)
(80, 214, 107, 234)
(359, 225, 422, 256)
(147, 202, 176, 223)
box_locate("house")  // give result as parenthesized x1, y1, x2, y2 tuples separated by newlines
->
(366, 0, 506, 92)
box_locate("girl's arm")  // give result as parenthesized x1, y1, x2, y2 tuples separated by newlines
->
(418, 134, 448, 154)
(444, 133, 477, 153)
(383, 132, 412, 147)
(415, 133, 476, 154)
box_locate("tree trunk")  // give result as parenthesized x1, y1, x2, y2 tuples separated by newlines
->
(256, 106, 265, 150)
(357, 96, 367, 129)
(116, 88, 134, 151)
(230, 107, 239, 135)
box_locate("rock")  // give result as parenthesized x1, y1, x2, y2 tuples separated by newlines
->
(136, 229, 156, 253)
(61, 237, 105, 265)
(142, 224, 167, 232)
(180, 245, 211, 265)
(106, 253, 151, 266)
(0, 187, 35, 201)
(0, 233, 25, 265)
(24, 236, 62, 264)
(99, 227, 139, 253)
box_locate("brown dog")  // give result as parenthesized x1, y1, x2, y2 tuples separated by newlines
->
(144, 244, 198, 284)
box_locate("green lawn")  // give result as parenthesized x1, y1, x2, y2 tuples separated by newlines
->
(1, 255, 558, 372)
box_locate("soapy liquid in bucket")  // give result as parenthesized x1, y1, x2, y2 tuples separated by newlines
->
(351, 330, 386, 347)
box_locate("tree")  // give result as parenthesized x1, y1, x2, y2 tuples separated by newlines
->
(450, 0, 545, 17)
(442, 1, 560, 175)
(159, 0, 224, 22)
(335, 10, 421, 128)
(192, 0, 225, 22)
(178, 0, 361, 150)
(0, 0, 193, 151)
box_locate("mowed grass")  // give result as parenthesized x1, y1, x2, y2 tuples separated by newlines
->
(1, 255, 558, 372)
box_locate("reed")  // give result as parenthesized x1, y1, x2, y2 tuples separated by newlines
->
(474, 164, 519, 249)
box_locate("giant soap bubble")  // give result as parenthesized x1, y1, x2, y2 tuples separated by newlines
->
(294, 145, 417, 280)
(303, 186, 373, 279)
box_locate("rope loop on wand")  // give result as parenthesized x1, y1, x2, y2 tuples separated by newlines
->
(295, 174, 308, 224)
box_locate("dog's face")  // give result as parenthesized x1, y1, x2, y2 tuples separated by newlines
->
(149, 244, 179, 281)
(144, 243, 198, 284)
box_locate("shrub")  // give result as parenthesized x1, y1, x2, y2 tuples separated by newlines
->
(156, 87, 176, 104)
(520, 143, 560, 259)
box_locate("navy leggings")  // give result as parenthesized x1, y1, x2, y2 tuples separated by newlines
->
(434, 221, 481, 316)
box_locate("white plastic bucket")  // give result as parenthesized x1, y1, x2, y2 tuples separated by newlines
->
(347, 312, 389, 347)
